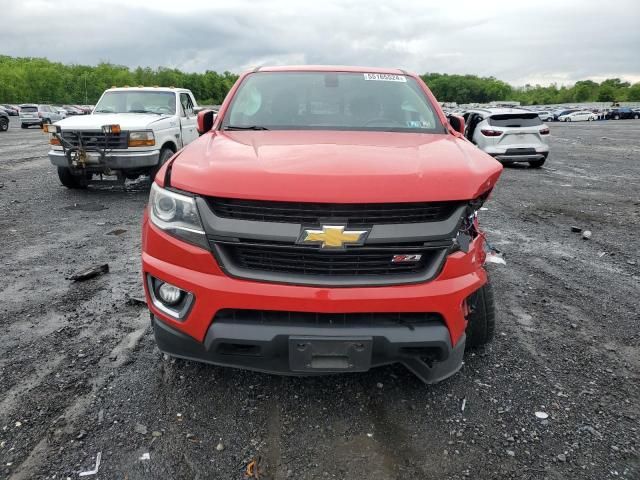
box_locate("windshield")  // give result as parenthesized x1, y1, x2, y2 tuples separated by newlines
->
(222, 72, 443, 133)
(94, 91, 176, 115)
(488, 113, 543, 127)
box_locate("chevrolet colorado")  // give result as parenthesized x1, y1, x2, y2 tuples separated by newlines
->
(142, 66, 503, 383)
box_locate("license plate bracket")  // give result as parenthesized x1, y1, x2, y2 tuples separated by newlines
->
(289, 336, 373, 372)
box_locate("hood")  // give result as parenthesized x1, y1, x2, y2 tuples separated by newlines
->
(168, 131, 502, 203)
(54, 113, 170, 130)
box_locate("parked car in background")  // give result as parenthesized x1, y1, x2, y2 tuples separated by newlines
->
(53, 107, 68, 118)
(73, 105, 92, 114)
(63, 105, 85, 115)
(46, 86, 200, 188)
(0, 108, 9, 132)
(463, 108, 549, 167)
(605, 107, 639, 120)
(558, 110, 597, 122)
(537, 111, 554, 121)
(1, 104, 19, 116)
(553, 109, 579, 121)
(19, 104, 65, 128)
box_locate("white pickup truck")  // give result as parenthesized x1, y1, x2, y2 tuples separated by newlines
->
(47, 86, 200, 188)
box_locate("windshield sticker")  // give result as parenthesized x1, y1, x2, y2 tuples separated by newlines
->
(406, 120, 432, 128)
(363, 73, 407, 82)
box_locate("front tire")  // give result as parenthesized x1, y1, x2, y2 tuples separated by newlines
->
(0, 118, 8, 131)
(465, 280, 496, 348)
(21, 123, 27, 129)
(57, 167, 88, 189)
(149, 147, 174, 181)
(614, 115, 620, 120)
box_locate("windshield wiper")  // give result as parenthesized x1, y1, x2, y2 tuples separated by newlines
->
(127, 109, 160, 114)
(223, 125, 269, 131)
(94, 109, 113, 113)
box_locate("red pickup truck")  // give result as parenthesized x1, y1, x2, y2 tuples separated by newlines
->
(142, 66, 502, 383)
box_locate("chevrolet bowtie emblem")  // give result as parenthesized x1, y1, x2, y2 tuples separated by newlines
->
(298, 225, 369, 249)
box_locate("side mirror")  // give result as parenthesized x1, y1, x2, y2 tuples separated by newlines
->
(448, 115, 465, 135)
(197, 109, 215, 134)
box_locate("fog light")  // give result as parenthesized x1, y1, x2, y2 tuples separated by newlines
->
(157, 282, 183, 305)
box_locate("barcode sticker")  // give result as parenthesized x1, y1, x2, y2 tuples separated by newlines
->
(363, 73, 407, 82)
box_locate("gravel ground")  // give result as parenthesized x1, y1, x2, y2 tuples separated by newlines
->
(0, 117, 638, 479)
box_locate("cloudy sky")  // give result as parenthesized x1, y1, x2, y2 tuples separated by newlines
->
(2, 0, 639, 86)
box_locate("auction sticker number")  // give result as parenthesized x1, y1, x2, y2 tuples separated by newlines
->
(363, 73, 407, 82)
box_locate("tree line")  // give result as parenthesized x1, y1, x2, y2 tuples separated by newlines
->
(1, 55, 639, 106)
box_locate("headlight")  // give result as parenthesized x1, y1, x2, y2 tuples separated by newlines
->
(149, 183, 208, 249)
(129, 130, 155, 147)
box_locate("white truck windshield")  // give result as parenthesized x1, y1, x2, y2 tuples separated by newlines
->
(95, 91, 176, 115)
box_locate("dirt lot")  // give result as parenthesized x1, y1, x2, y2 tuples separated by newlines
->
(0, 117, 638, 479)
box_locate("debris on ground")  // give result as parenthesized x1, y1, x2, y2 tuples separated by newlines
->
(570, 226, 582, 233)
(245, 456, 263, 479)
(216, 441, 225, 451)
(582, 230, 592, 240)
(68, 264, 109, 282)
(139, 452, 150, 461)
(106, 228, 127, 236)
(78, 452, 102, 477)
(461, 397, 467, 412)
(485, 252, 506, 265)
(535, 411, 549, 420)
(134, 423, 148, 435)
(64, 203, 107, 212)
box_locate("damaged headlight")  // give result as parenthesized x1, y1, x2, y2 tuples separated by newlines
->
(454, 191, 492, 253)
(149, 183, 208, 249)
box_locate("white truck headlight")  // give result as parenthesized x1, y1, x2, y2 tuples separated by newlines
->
(149, 183, 207, 248)
(129, 130, 155, 147)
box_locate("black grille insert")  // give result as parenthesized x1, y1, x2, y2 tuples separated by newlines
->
(214, 309, 444, 328)
(62, 131, 128, 149)
(207, 198, 462, 225)
(219, 241, 441, 276)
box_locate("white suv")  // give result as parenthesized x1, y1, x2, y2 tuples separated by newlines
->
(463, 108, 550, 168)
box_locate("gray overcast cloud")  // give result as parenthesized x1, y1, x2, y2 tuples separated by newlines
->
(2, 0, 639, 85)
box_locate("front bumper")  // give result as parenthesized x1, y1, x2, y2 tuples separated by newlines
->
(48, 148, 160, 169)
(142, 216, 488, 383)
(153, 314, 466, 383)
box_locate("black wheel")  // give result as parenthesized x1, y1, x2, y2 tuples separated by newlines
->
(57, 167, 88, 189)
(149, 148, 174, 181)
(0, 118, 8, 131)
(634, 114, 639, 119)
(465, 280, 496, 348)
(529, 159, 546, 168)
(21, 123, 27, 129)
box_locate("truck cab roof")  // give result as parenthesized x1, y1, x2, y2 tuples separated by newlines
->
(104, 86, 190, 94)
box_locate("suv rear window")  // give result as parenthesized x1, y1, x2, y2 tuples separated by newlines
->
(21, 106, 37, 113)
(488, 114, 543, 128)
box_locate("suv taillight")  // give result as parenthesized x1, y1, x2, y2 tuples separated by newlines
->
(480, 129, 502, 137)
(540, 127, 550, 135)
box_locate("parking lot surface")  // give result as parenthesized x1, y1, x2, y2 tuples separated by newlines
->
(1, 117, 638, 479)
